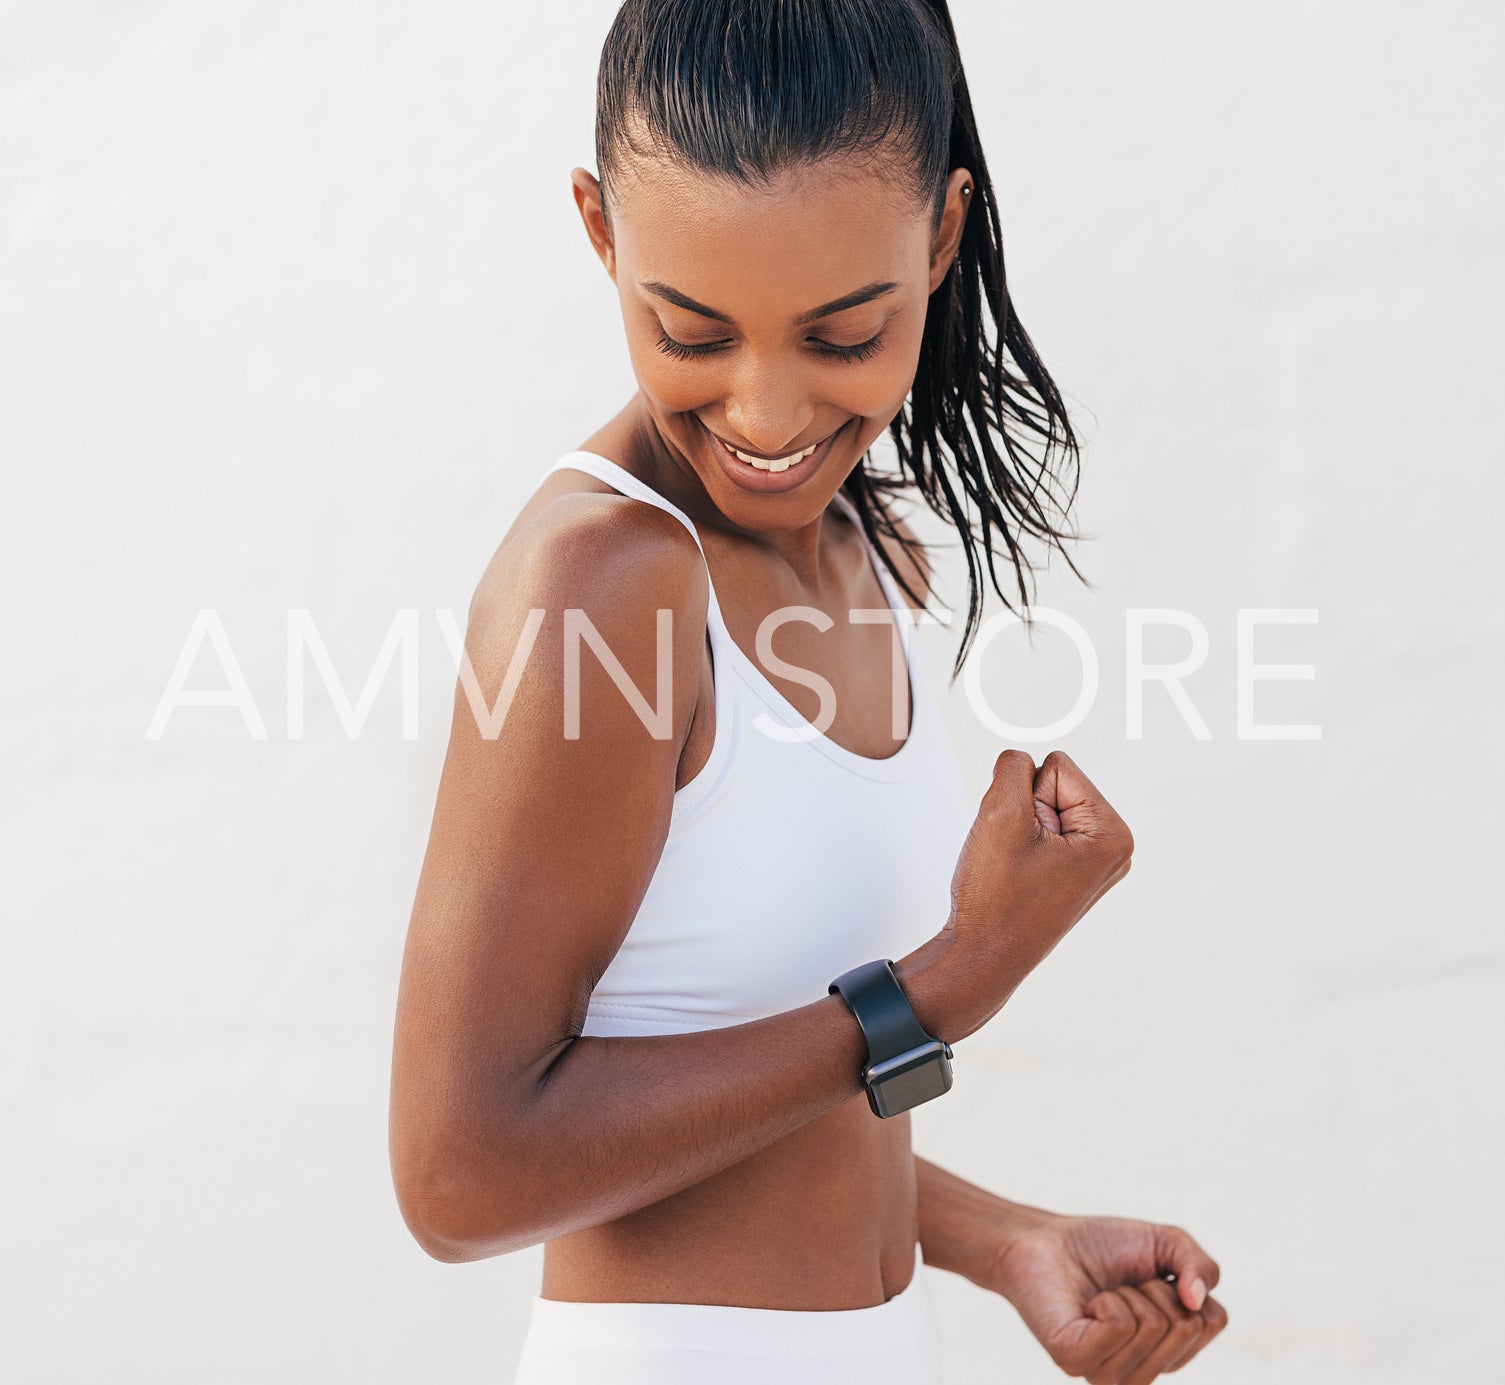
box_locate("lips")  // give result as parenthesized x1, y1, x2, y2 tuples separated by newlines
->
(720, 439, 819, 473)
(705, 422, 842, 494)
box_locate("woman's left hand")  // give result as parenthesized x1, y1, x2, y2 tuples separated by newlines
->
(985, 1207, 1228, 1382)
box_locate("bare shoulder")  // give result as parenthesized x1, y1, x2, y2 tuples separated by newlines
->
(452, 486, 712, 768)
(468, 487, 709, 653)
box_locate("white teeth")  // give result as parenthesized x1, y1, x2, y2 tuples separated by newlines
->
(730, 442, 818, 472)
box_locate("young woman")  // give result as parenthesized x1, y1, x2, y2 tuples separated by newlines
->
(390, 2, 1228, 1381)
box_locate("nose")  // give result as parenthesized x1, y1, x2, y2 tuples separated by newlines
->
(722, 357, 815, 457)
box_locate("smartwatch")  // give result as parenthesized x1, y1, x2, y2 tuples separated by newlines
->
(828, 959, 954, 1118)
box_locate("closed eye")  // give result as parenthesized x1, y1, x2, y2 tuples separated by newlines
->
(654, 328, 886, 364)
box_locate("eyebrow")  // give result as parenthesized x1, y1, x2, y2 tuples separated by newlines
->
(639, 279, 901, 327)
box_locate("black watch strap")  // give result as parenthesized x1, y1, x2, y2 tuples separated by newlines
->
(828, 959, 936, 1059)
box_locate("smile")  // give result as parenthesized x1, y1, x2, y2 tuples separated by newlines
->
(702, 420, 844, 494)
(722, 440, 819, 473)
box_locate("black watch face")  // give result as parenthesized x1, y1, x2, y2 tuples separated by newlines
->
(869, 1042, 953, 1117)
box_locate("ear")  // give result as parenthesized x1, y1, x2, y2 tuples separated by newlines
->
(927, 167, 974, 295)
(570, 167, 617, 281)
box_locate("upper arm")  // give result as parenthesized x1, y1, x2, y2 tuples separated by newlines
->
(389, 493, 708, 1246)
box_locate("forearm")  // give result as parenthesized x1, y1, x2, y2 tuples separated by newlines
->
(422, 941, 961, 1261)
(915, 1154, 1056, 1290)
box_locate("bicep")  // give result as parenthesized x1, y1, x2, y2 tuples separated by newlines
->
(391, 502, 707, 1174)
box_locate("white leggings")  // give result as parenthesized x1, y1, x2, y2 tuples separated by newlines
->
(511, 1242, 944, 1384)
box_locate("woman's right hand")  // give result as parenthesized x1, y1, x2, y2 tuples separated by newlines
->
(910, 749, 1135, 1041)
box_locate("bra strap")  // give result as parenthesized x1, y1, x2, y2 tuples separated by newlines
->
(544, 451, 703, 551)
(544, 451, 730, 636)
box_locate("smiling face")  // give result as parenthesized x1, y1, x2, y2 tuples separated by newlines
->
(572, 154, 972, 531)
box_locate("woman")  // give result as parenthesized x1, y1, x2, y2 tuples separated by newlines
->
(389, 1, 1228, 1381)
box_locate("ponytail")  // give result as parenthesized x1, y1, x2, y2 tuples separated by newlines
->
(845, 0, 1085, 677)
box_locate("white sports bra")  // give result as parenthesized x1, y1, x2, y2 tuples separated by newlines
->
(544, 450, 975, 1037)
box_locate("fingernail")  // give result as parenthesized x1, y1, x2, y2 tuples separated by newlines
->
(1188, 1276, 1207, 1310)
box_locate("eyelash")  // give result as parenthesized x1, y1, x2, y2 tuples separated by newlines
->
(654, 328, 885, 365)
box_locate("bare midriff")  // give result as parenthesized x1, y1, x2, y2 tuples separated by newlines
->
(539, 1102, 918, 1309)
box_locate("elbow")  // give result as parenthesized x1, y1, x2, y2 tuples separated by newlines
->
(392, 1154, 486, 1263)
(390, 1050, 577, 1260)
(406, 1216, 474, 1265)
(391, 1136, 548, 1263)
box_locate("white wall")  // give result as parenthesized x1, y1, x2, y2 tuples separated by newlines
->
(3, 2, 1500, 1381)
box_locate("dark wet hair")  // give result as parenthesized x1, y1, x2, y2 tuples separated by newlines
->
(596, 0, 1085, 677)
